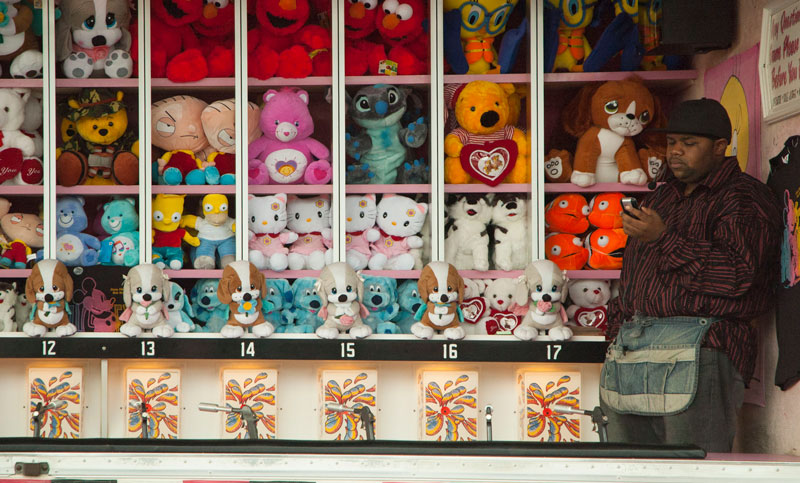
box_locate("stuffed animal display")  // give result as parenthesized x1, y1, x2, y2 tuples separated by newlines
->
(248, 88, 332, 186)
(543, 0, 597, 73)
(217, 260, 274, 338)
(345, 84, 428, 185)
(445, 194, 492, 272)
(475, 278, 525, 335)
(0, 0, 43, 79)
(362, 275, 401, 334)
(512, 259, 572, 341)
(119, 263, 172, 338)
(98, 198, 139, 267)
(282, 277, 325, 333)
(550, 78, 663, 187)
(248, 0, 331, 80)
(152, 194, 200, 270)
(0, 88, 43, 187)
(55, 0, 133, 79)
(0, 197, 44, 269)
(55, 196, 101, 267)
(444, 81, 528, 185)
(22, 260, 77, 337)
(261, 278, 296, 332)
(248, 193, 297, 271)
(190, 278, 229, 333)
(56, 88, 138, 186)
(491, 194, 529, 271)
(368, 194, 427, 271)
(344, 194, 380, 271)
(544, 192, 628, 270)
(181, 194, 235, 270)
(314, 262, 371, 339)
(412, 262, 465, 340)
(202, 98, 262, 186)
(565, 278, 611, 333)
(443, 0, 528, 75)
(396, 279, 422, 333)
(0, 281, 16, 331)
(287, 195, 332, 270)
(165, 281, 195, 333)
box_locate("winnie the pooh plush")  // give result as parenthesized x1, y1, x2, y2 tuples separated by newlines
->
(444, 81, 529, 185)
(56, 88, 139, 186)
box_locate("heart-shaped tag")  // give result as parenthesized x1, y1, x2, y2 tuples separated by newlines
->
(20, 157, 43, 185)
(574, 306, 608, 331)
(460, 139, 518, 186)
(0, 148, 22, 183)
(460, 297, 487, 324)
(484, 311, 521, 335)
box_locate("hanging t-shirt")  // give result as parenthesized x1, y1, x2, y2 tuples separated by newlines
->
(767, 136, 800, 390)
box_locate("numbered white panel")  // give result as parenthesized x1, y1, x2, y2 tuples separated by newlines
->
(27, 367, 83, 438)
(220, 369, 277, 439)
(320, 369, 377, 441)
(518, 371, 581, 442)
(418, 370, 478, 441)
(125, 368, 180, 439)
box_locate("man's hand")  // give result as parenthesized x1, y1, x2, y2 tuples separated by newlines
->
(621, 206, 666, 243)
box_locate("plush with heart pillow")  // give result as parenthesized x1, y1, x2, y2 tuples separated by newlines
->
(444, 80, 529, 186)
(0, 88, 42, 186)
(565, 279, 611, 333)
(476, 278, 526, 335)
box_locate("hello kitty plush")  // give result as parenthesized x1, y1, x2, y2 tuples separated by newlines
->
(368, 195, 427, 271)
(345, 194, 380, 271)
(248, 88, 332, 186)
(287, 195, 332, 270)
(565, 279, 611, 333)
(248, 193, 298, 271)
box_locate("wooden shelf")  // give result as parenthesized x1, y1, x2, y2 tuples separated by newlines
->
(444, 73, 531, 84)
(346, 75, 431, 85)
(544, 183, 654, 193)
(346, 184, 430, 194)
(56, 78, 139, 89)
(249, 184, 333, 195)
(567, 270, 621, 279)
(57, 185, 139, 195)
(445, 183, 531, 193)
(152, 185, 236, 195)
(0, 186, 43, 196)
(249, 76, 333, 87)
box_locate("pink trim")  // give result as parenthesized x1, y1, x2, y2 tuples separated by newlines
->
(249, 184, 332, 195)
(566, 270, 621, 280)
(57, 185, 139, 195)
(544, 183, 658, 193)
(445, 73, 531, 84)
(56, 78, 138, 89)
(445, 183, 531, 193)
(153, 185, 236, 195)
(346, 75, 431, 86)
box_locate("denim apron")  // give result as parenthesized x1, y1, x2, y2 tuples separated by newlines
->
(599, 315, 719, 416)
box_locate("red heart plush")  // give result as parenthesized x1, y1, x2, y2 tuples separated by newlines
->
(574, 306, 608, 331)
(20, 157, 43, 185)
(460, 297, 487, 325)
(0, 148, 22, 183)
(460, 139, 518, 186)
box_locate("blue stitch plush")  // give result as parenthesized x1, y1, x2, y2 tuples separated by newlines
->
(282, 277, 324, 333)
(55, 196, 101, 266)
(396, 279, 424, 334)
(190, 278, 229, 333)
(165, 281, 196, 333)
(98, 198, 139, 266)
(261, 278, 294, 329)
(362, 276, 401, 334)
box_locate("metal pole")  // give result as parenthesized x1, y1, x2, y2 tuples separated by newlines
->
(485, 405, 493, 442)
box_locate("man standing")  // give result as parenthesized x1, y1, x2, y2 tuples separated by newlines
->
(600, 98, 781, 452)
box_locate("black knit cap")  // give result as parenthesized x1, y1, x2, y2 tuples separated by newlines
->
(658, 98, 732, 142)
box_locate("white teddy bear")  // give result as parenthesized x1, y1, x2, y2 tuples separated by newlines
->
(445, 194, 492, 271)
(0, 88, 41, 186)
(566, 279, 611, 332)
(492, 195, 529, 271)
(476, 278, 525, 335)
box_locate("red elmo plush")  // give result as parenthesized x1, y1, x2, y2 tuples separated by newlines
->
(191, 0, 236, 78)
(344, 0, 379, 76)
(248, 0, 332, 80)
(368, 0, 429, 75)
(150, 0, 205, 81)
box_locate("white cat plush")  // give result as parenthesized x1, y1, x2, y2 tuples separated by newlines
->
(345, 194, 380, 270)
(492, 195, 529, 271)
(0, 282, 17, 332)
(248, 193, 298, 271)
(368, 194, 427, 271)
(287, 195, 333, 270)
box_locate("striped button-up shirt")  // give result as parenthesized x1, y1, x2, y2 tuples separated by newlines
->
(606, 157, 782, 384)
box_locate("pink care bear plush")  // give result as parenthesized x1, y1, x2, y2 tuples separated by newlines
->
(248, 88, 332, 185)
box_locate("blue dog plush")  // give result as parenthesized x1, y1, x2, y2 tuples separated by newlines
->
(261, 278, 294, 330)
(98, 198, 139, 267)
(282, 277, 324, 333)
(362, 275, 401, 334)
(56, 196, 101, 266)
(190, 278, 229, 333)
(165, 281, 196, 333)
(396, 280, 424, 334)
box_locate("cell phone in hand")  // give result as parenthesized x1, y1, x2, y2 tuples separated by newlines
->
(621, 197, 640, 219)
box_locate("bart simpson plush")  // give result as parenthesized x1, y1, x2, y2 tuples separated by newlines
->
(152, 194, 199, 270)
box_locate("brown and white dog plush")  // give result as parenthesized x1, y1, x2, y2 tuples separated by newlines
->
(412, 262, 466, 340)
(23, 259, 77, 337)
(562, 78, 662, 187)
(120, 263, 172, 338)
(314, 262, 371, 339)
(512, 260, 572, 341)
(217, 260, 273, 338)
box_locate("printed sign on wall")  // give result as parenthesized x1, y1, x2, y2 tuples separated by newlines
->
(519, 371, 581, 442)
(125, 369, 180, 439)
(28, 367, 83, 438)
(419, 371, 478, 441)
(320, 370, 377, 441)
(221, 369, 277, 439)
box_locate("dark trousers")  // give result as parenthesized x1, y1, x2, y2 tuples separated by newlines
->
(600, 349, 745, 453)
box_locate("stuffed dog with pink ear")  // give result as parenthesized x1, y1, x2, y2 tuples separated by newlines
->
(217, 260, 274, 338)
(314, 262, 371, 339)
(513, 260, 572, 341)
(23, 259, 77, 337)
(412, 261, 466, 340)
(120, 263, 172, 338)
